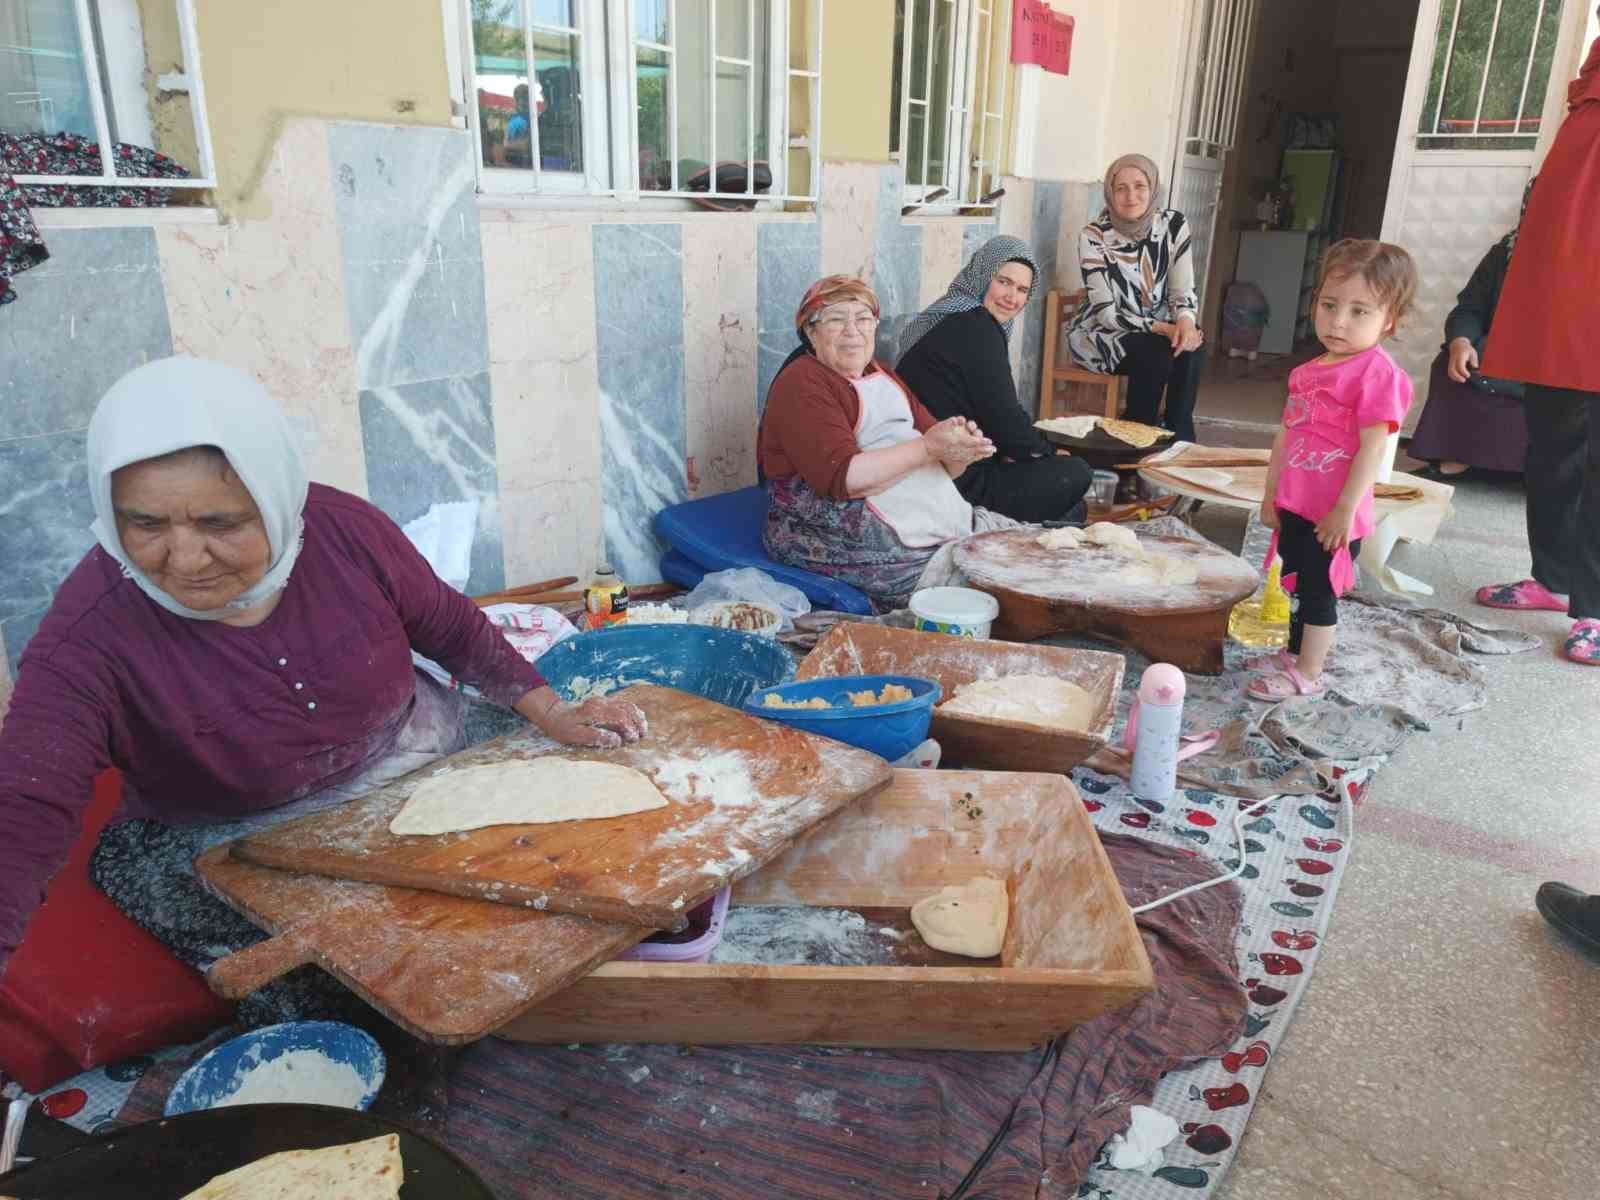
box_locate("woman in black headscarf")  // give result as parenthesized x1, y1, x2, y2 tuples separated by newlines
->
(895, 235, 1092, 523)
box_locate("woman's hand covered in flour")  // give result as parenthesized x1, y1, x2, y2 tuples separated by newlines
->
(519, 687, 648, 748)
(924, 417, 995, 466)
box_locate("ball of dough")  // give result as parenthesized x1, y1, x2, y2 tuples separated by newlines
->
(910, 876, 1009, 958)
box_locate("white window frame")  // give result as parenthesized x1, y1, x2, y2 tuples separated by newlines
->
(1413, 0, 1562, 148)
(7, 0, 216, 192)
(449, 0, 824, 205)
(894, 0, 1010, 213)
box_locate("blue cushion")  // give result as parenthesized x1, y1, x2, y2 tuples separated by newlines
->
(654, 486, 874, 614)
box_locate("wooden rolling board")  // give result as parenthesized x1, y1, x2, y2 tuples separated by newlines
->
(231, 685, 893, 929)
(795, 623, 1125, 773)
(955, 529, 1260, 674)
(196, 847, 643, 1044)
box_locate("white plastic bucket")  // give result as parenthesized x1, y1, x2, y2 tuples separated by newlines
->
(910, 586, 1000, 639)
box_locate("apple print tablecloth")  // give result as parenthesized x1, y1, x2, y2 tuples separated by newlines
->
(1073, 759, 1366, 1198)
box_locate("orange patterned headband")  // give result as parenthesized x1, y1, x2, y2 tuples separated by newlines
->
(795, 275, 880, 333)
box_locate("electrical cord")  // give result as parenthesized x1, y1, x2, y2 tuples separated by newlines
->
(1130, 794, 1277, 915)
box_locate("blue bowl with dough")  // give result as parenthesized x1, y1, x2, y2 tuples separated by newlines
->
(744, 674, 941, 761)
(536, 624, 794, 707)
(165, 1021, 385, 1116)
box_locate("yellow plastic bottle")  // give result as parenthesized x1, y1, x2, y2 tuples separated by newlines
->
(1228, 558, 1290, 648)
(583, 564, 629, 630)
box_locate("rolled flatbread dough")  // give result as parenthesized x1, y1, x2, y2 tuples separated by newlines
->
(181, 1133, 402, 1199)
(939, 674, 1099, 731)
(390, 758, 667, 836)
(911, 876, 1009, 958)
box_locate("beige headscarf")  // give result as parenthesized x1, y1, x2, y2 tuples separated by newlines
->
(1102, 153, 1162, 241)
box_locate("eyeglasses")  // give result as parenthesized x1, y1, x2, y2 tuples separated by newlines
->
(811, 312, 880, 334)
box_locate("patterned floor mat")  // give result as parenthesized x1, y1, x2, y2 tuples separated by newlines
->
(1071, 760, 1368, 1198)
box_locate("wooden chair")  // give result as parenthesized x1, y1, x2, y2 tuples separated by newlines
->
(1038, 288, 1121, 421)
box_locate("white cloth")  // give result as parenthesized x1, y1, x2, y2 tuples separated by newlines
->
(402, 499, 480, 593)
(850, 372, 974, 548)
(1105, 1105, 1181, 1174)
(86, 356, 309, 621)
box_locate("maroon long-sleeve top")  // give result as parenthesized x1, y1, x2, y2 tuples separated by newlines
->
(0, 484, 546, 973)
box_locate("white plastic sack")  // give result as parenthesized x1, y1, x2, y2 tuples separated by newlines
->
(681, 568, 811, 633)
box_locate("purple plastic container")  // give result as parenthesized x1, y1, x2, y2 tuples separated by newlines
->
(615, 887, 731, 963)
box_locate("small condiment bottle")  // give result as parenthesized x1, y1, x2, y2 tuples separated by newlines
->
(583, 564, 629, 630)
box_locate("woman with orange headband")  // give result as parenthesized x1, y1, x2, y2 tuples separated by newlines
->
(757, 275, 1007, 609)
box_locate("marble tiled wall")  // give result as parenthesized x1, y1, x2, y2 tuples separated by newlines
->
(480, 214, 604, 590)
(330, 124, 505, 596)
(754, 222, 822, 413)
(1, 117, 1076, 672)
(1015, 180, 1066, 419)
(0, 227, 173, 673)
(593, 224, 688, 582)
(158, 120, 366, 497)
(868, 168, 923, 365)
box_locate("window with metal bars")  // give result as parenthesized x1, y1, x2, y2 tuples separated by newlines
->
(1, 0, 216, 195)
(1182, 0, 1255, 159)
(455, 0, 823, 203)
(1415, 0, 1564, 149)
(888, 0, 1009, 211)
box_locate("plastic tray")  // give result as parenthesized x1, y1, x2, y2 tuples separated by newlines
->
(616, 887, 731, 963)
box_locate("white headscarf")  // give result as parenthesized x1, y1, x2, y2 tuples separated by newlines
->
(86, 356, 309, 621)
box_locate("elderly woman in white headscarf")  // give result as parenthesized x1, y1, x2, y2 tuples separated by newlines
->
(896, 234, 1093, 523)
(0, 356, 644, 1019)
(1067, 153, 1205, 442)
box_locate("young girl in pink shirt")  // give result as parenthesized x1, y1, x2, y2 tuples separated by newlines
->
(1251, 240, 1419, 701)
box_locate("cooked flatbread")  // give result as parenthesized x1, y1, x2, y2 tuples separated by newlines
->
(181, 1133, 402, 1199)
(1099, 418, 1168, 448)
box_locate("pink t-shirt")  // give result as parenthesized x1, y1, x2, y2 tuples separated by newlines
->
(1275, 344, 1413, 540)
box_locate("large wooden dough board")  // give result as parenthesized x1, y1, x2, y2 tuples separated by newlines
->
(231, 685, 893, 929)
(955, 529, 1260, 674)
(196, 847, 643, 1043)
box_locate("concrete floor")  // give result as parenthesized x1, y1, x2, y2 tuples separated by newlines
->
(1190, 377, 1600, 1200)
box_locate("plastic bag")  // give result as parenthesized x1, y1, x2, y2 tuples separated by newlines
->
(681, 568, 811, 633)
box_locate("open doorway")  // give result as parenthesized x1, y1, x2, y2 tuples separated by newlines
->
(1192, 0, 1424, 439)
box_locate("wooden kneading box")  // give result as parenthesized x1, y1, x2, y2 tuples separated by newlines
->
(497, 769, 1153, 1052)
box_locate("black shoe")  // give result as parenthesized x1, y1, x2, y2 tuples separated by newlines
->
(1535, 882, 1600, 955)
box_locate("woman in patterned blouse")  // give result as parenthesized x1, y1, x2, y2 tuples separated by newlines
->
(1066, 153, 1205, 441)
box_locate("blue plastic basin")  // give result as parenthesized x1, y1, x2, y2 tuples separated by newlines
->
(536, 624, 795, 707)
(744, 674, 941, 761)
(165, 1021, 385, 1115)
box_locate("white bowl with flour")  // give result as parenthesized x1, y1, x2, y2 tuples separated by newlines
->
(165, 1021, 386, 1115)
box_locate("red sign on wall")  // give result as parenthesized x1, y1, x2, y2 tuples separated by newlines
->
(1011, 0, 1074, 75)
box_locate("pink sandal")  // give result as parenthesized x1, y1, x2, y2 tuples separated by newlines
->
(1247, 662, 1326, 701)
(1243, 649, 1294, 672)
(1476, 579, 1569, 612)
(1566, 620, 1600, 666)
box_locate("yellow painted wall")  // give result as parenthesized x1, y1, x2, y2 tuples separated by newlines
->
(197, 0, 454, 217)
(819, 0, 895, 161)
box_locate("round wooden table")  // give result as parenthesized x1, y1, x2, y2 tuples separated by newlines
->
(955, 529, 1261, 674)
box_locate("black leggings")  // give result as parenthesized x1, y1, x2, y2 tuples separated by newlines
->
(1115, 333, 1204, 442)
(1524, 384, 1600, 620)
(1277, 510, 1361, 653)
(954, 453, 1093, 524)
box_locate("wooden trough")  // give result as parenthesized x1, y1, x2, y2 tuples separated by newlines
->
(795, 623, 1126, 774)
(497, 769, 1153, 1052)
